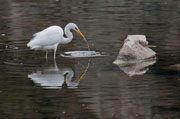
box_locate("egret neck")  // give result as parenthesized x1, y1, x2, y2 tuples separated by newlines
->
(63, 24, 73, 44)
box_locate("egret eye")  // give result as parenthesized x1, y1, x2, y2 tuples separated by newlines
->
(75, 27, 78, 30)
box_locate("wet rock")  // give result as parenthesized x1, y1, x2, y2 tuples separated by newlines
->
(113, 35, 156, 76)
(114, 35, 156, 62)
(163, 64, 180, 71)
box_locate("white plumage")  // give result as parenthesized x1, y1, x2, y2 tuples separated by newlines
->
(27, 26, 63, 49)
(27, 23, 86, 58)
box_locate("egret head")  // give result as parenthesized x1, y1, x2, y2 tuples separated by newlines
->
(67, 23, 87, 41)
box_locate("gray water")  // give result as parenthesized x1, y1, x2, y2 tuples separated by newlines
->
(0, 0, 180, 119)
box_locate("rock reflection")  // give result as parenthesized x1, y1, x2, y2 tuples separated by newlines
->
(28, 60, 90, 89)
(114, 59, 156, 77)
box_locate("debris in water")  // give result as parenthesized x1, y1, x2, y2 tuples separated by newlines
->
(85, 40, 90, 51)
(61, 51, 106, 58)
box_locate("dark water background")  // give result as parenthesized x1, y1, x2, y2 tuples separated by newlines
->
(0, 0, 180, 119)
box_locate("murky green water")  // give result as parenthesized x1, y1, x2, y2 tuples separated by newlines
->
(0, 0, 180, 119)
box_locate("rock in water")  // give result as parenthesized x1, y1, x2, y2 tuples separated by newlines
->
(113, 35, 156, 76)
(114, 35, 156, 64)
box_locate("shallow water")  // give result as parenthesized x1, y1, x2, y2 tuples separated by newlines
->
(0, 0, 180, 119)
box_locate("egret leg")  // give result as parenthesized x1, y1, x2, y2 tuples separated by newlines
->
(45, 51, 48, 59)
(54, 47, 57, 59)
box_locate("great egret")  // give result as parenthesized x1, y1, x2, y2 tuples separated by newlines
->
(27, 23, 87, 58)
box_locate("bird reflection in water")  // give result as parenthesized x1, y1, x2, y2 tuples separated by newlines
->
(28, 60, 90, 89)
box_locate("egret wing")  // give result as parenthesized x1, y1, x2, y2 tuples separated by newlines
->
(27, 26, 63, 48)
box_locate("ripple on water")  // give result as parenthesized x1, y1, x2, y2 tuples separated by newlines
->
(60, 51, 107, 58)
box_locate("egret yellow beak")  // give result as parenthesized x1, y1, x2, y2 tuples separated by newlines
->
(77, 30, 87, 41)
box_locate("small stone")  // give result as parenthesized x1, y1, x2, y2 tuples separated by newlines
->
(1, 34, 6, 36)
(13, 47, 19, 50)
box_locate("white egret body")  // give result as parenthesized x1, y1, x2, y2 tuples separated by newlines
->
(27, 23, 86, 58)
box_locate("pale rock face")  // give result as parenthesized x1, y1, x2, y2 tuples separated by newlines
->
(113, 35, 156, 76)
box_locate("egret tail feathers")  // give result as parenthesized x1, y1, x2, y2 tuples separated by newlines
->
(27, 40, 41, 49)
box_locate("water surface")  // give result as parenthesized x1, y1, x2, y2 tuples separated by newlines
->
(0, 0, 180, 119)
